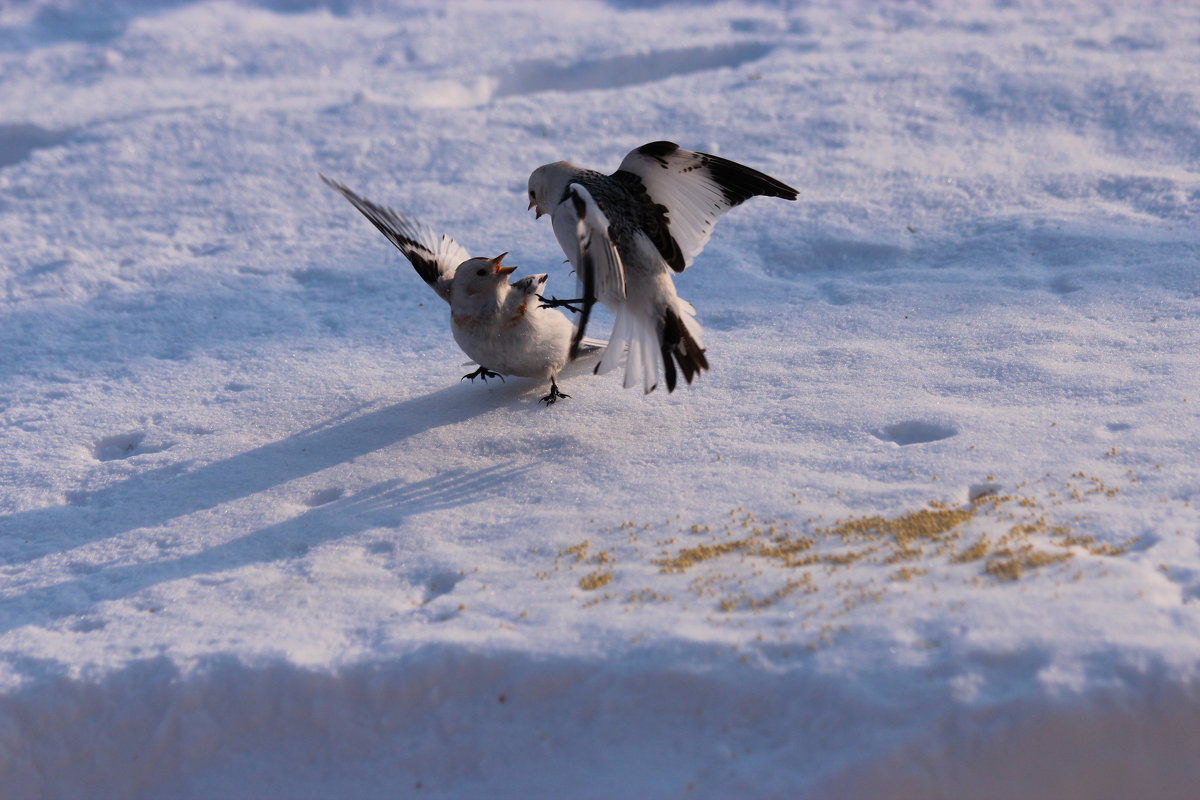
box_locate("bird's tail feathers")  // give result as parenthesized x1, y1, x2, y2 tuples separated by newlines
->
(660, 300, 708, 392)
(595, 297, 707, 394)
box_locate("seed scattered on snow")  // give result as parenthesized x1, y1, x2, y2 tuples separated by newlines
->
(537, 473, 1153, 651)
(579, 570, 614, 591)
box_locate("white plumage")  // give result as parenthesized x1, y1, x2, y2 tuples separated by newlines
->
(528, 141, 798, 394)
(322, 175, 589, 405)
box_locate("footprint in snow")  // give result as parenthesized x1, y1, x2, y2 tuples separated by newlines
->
(873, 420, 958, 446)
(968, 482, 1003, 502)
(422, 570, 462, 604)
(68, 617, 107, 633)
(303, 487, 344, 507)
(92, 431, 174, 461)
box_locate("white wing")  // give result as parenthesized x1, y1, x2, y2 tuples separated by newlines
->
(615, 141, 798, 272)
(550, 183, 626, 359)
(551, 183, 626, 304)
(321, 174, 468, 303)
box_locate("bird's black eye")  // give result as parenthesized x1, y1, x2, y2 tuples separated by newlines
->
(476, 269, 487, 276)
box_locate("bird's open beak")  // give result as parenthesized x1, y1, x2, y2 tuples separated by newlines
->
(528, 199, 544, 219)
(491, 253, 517, 275)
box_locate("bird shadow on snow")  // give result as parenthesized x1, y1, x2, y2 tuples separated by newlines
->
(0, 382, 534, 635)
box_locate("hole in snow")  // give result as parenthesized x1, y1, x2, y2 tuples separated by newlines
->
(91, 431, 173, 461)
(93, 432, 146, 461)
(304, 487, 343, 507)
(968, 482, 1003, 502)
(68, 616, 107, 633)
(422, 570, 462, 604)
(873, 421, 958, 446)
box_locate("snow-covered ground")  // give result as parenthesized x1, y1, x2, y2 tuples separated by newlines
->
(2, 0, 1199, 797)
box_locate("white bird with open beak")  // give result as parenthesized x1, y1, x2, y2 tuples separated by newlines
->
(322, 175, 591, 404)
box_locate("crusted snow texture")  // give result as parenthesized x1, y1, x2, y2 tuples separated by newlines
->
(1, 1, 1200, 798)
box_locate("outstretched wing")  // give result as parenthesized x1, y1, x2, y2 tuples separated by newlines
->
(613, 141, 798, 272)
(510, 272, 549, 298)
(552, 183, 625, 359)
(321, 174, 468, 303)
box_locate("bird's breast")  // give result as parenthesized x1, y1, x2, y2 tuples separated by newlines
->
(504, 300, 529, 328)
(451, 312, 481, 330)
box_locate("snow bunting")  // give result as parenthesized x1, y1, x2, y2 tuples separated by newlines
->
(527, 141, 797, 394)
(322, 175, 587, 404)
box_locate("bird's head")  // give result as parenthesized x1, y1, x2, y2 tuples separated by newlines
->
(527, 161, 575, 220)
(454, 253, 516, 297)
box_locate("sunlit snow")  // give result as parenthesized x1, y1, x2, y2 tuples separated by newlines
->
(2, 1, 1199, 798)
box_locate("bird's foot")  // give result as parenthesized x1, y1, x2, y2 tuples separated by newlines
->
(462, 366, 504, 383)
(537, 295, 585, 314)
(539, 380, 571, 406)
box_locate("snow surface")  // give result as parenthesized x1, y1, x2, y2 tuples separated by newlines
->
(2, 0, 1200, 797)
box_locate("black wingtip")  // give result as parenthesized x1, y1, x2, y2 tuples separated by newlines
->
(319, 172, 349, 196)
(320, 176, 444, 290)
(569, 221, 598, 362)
(697, 151, 799, 205)
(569, 294, 595, 362)
(568, 327, 584, 361)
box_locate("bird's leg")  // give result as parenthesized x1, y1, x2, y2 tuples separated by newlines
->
(537, 295, 586, 314)
(461, 365, 505, 383)
(539, 377, 571, 406)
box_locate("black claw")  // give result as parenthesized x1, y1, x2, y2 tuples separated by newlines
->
(537, 295, 585, 315)
(462, 366, 504, 383)
(539, 379, 571, 406)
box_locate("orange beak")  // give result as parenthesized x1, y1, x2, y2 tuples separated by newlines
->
(528, 198, 544, 219)
(491, 253, 517, 275)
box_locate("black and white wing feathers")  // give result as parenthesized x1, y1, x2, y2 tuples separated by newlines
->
(614, 141, 798, 273)
(510, 272, 549, 297)
(321, 174, 468, 304)
(553, 183, 625, 359)
(552, 183, 626, 302)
